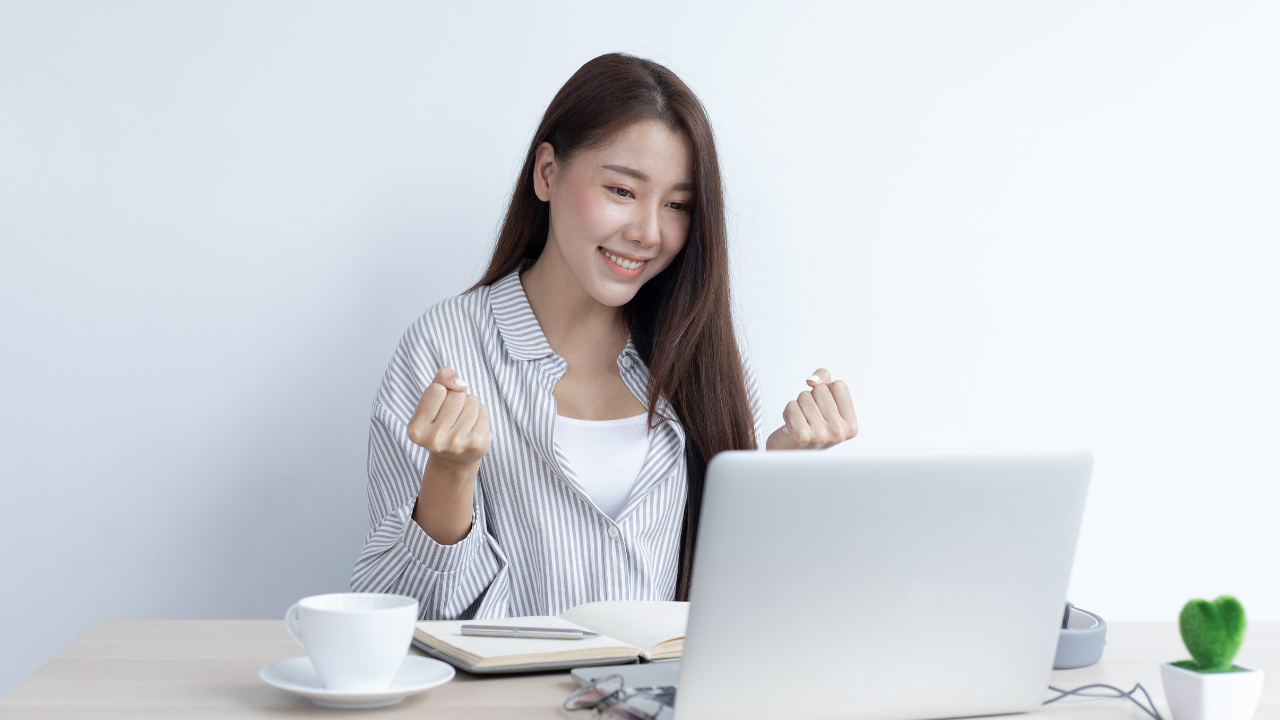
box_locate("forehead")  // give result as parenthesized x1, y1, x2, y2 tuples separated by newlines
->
(584, 120, 694, 186)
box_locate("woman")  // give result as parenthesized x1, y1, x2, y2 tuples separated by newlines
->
(351, 54, 857, 620)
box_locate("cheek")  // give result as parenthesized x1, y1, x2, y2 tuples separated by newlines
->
(655, 214, 692, 264)
(558, 184, 626, 245)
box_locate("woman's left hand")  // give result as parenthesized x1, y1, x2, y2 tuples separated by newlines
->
(765, 368, 858, 450)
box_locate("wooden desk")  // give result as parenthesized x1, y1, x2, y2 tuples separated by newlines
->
(2, 620, 1276, 719)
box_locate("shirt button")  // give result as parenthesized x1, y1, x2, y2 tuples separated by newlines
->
(607, 526, 620, 539)
(622, 356, 632, 368)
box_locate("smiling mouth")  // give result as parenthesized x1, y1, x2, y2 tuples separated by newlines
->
(599, 247, 650, 277)
(601, 248, 648, 269)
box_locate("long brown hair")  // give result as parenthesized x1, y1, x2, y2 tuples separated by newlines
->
(471, 53, 756, 600)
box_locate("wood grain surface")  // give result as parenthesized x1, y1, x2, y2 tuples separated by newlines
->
(1, 620, 1276, 719)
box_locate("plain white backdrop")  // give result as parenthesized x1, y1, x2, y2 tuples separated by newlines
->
(2, 0, 1278, 696)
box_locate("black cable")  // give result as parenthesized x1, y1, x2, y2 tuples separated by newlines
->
(1046, 683, 1164, 720)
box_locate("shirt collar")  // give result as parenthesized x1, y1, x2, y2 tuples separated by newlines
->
(489, 264, 556, 361)
(489, 263, 646, 368)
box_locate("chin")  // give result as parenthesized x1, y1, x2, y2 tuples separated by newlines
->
(588, 278, 643, 307)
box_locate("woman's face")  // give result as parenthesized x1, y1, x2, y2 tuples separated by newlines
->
(534, 120, 695, 307)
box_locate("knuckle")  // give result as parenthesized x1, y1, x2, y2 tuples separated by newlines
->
(831, 379, 848, 391)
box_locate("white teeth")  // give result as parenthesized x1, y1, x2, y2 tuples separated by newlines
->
(604, 250, 645, 270)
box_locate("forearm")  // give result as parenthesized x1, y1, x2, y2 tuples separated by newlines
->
(412, 455, 479, 545)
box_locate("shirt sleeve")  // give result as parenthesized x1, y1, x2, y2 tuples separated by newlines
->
(349, 323, 508, 620)
(742, 355, 767, 450)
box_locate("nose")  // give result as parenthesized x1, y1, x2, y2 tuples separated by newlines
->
(623, 200, 662, 250)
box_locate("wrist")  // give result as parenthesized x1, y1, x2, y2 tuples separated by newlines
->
(415, 455, 479, 545)
(425, 453, 481, 484)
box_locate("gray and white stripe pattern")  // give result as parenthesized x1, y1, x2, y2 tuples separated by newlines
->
(351, 265, 764, 620)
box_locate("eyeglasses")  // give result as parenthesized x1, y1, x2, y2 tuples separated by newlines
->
(563, 673, 677, 720)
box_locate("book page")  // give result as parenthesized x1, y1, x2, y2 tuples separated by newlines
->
(558, 601, 689, 655)
(414, 615, 642, 668)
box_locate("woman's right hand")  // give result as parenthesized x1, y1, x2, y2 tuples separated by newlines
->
(407, 366, 492, 471)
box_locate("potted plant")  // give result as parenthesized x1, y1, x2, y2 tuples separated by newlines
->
(1161, 595, 1265, 720)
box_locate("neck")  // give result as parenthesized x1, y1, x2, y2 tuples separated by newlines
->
(520, 238, 627, 355)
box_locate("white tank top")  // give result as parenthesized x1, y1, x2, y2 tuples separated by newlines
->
(553, 413, 651, 520)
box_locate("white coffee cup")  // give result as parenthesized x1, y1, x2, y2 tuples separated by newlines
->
(284, 593, 418, 692)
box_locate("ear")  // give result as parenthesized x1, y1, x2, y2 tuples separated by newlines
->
(532, 142, 558, 202)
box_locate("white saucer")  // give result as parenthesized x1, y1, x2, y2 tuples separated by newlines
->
(259, 655, 455, 709)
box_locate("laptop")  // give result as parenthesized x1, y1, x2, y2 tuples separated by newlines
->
(576, 448, 1092, 720)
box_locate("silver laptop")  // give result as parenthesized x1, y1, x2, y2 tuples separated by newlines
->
(672, 448, 1092, 720)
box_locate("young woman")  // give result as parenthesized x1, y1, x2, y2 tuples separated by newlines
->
(351, 54, 857, 620)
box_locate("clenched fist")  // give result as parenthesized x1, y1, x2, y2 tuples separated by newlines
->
(765, 368, 858, 450)
(407, 366, 492, 470)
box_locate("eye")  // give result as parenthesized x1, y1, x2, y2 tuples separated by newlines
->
(668, 202, 690, 212)
(610, 187, 634, 199)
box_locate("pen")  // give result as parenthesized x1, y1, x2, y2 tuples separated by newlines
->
(460, 624, 599, 640)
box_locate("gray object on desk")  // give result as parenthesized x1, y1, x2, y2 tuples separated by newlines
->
(1053, 606, 1107, 669)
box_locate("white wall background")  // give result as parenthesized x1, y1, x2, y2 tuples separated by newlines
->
(2, 0, 1278, 696)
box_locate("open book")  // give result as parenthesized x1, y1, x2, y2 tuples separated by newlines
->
(413, 600, 688, 672)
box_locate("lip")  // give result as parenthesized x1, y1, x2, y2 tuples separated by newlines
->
(598, 247, 651, 279)
(600, 247, 654, 263)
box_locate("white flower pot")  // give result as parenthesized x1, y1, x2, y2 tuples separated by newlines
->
(1160, 662, 1265, 720)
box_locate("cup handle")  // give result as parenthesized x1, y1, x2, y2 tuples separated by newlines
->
(284, 603, 305, 650)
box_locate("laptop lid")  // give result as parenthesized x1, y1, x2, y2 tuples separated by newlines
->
(675, 448, 1092, 720)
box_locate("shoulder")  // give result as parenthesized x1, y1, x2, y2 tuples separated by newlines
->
(397, 285, 494, 357)
(378, 285, 495, 419)
(741, 353, 758, 385)
(738, 349, 767, 448)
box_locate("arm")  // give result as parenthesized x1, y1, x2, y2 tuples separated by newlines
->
(408, 366, 490, 545)
(351, 361, 507, 620)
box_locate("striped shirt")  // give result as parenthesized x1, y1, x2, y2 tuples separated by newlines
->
(351, 265, 764, 620)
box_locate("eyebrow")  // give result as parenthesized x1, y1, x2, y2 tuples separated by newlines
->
(603, 164, 695, 192)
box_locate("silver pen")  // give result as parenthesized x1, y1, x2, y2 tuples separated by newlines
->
(460, 624, 599, 640)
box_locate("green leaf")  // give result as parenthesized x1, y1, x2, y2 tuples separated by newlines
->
(1179, 596, 1246, 673)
